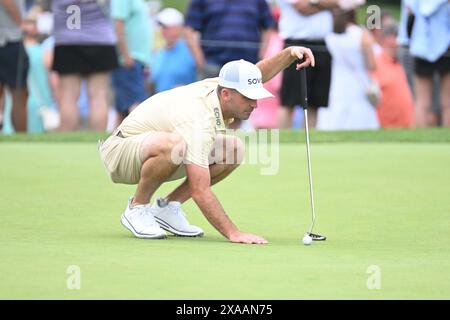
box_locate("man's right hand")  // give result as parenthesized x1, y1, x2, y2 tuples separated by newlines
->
(228, 231, 268, 244)
(187, 164, 268, 245)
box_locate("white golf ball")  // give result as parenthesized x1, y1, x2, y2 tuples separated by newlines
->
(302, 234, 312, 245)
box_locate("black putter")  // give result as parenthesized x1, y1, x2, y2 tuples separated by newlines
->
(299, 63, 326, 241)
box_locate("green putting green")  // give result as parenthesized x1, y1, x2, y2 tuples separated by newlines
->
(1, 132, 449, 299)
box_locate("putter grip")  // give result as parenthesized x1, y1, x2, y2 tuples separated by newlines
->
(300, 67, 308, 110)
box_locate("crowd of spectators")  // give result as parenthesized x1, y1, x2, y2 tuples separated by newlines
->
(0, 0, 448, 134)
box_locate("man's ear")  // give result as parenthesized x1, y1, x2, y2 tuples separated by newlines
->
(221, 88, 233, 102)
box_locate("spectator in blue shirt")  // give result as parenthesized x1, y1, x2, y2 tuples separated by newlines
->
(150, 8, 196, 94)
(111, 0, 153, 128)
(185, 0, 276, 80)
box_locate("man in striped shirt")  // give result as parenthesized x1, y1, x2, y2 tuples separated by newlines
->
(185, 0, 276, 80)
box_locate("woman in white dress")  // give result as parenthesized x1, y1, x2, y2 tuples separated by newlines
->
(317, 9, 379, 131)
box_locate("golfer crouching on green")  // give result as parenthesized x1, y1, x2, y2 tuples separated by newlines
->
(99, 46, 315, 244)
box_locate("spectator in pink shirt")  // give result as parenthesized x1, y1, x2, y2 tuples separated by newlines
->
(250, 6, 282, 129)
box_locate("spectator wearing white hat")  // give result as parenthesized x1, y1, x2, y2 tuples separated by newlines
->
(150, 8, 196, 94)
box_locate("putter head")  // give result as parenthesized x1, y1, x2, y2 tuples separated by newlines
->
(307, 232, 327, 241)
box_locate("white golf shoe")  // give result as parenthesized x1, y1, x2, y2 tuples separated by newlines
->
(120, 198, 167, 239)
(151, 198, 204, 237)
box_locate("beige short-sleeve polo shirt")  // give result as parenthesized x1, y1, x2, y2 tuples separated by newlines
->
(118, 78, 227, 168)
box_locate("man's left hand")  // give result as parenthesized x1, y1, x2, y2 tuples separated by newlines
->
(290, 46, 315, 70)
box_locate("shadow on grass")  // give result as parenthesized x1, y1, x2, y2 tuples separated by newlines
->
(94, 232, 292, 247)
(96, 231, 227, 244)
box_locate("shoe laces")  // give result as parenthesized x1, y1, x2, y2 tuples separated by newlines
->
(168, 202, 188, 220)
(136, 205, 158, 228)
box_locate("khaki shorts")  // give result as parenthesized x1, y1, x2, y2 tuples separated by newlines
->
(98, 132, 186, 185)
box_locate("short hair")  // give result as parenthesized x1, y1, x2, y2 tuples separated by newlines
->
(217, 85, 236, 95)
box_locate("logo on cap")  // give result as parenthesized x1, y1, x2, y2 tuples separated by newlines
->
(248, 78, 262, 85)
(218, 59, 274, 100)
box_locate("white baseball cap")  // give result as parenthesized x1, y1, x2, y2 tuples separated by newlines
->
(157, 8, 184, 27)
(218, 60, 274, 100)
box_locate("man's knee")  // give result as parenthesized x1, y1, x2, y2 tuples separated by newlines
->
(167, 133, 186, 165)
(155, 133, 186, 160)
(212, 135, 245, 165)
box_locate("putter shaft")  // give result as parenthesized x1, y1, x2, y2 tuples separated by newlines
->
(303, 108, 316, 234)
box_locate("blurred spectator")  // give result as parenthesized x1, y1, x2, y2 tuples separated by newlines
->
(150, 8, 195, 94)
(111, 0, 153, 127)
(52, 0, 118, 131)
(250, 4, 283, 129)
(407, 0, 450, 127)
(399, 0, 440, 122)
(371, 10, 396, 52)
(0, 0, 29, 132)
(42, 35, 96, 131)
(24, 0, 32, 10)
(317, 9, 379, 130)
(42, 36, 59, 113)
(277, 0, 365, 129)
(185, 0, 276, 79)
(0, 90, 3, 130)
(185, 0, 276, 129)
(398, 1, 414, 90)
(372, 23, 414, 128)
(23, 5, 59, 132)
(278, 0, 331, 129)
